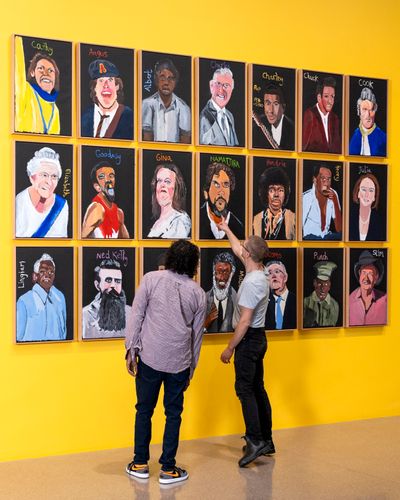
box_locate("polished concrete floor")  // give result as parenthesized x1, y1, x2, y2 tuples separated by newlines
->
(1, 416, 400, 500)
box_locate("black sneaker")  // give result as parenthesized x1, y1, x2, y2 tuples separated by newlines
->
(159, 466, 188, 484)
(125, 461, 149, 479)
(242, 438, 275, 455)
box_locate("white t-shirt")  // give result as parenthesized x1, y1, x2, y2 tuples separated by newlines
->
(233, 269, 269, 329)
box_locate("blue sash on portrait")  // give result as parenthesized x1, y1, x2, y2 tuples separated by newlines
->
(32, 195, 66, 238)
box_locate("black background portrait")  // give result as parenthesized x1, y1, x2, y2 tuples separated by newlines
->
(81, 246, 135, 315)
(15, 35, 72, 136)
(347, 162, 387, 242)
(301, 69, 343, 153)
(348, 247, 387, 296)
(197, 57, 246, 147)
(301, 159, 344, 241)
(251, 64, 296, 151)
(141, 247, 169, 277)
(265, 247, 298, 331)
(15, 141, 74, 238)
(79, 43, 134, 140)
(15, 246, 74, 341)
(265, 247, 297, 294)
(199, 246, 245, 298)
(348, 76, 388, 156)
(80, 145, 135, 239)
(302, 247, 344, 328)
(251, 156, 297, 239)
(140, 149, 193, 239)
(140, 50, 191, 142)
(198, 152, 246, 240)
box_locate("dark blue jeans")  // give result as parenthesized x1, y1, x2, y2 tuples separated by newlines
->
(134, 358, 190, 470)
(234, 328, 272, 442)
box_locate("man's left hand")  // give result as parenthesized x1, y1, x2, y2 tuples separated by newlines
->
(126, 350, 138, 377)
(221, 347, 234, 364)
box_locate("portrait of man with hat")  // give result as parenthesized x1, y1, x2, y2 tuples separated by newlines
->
(303, 260, 340, 328)
(81, 58, 133, 140)
(349, 249, 387, 326)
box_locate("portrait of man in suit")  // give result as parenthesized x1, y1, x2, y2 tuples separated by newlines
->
(265, 260, 296, 330)
(199, 67, 238, 146)
(204, 252, 237, 333)
(302, 76, 341, 154)
(252, 85, 295, 151)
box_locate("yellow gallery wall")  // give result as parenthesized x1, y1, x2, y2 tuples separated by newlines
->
(1, 0, 400, 462)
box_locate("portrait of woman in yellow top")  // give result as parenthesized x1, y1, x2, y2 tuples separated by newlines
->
(14, 35, 72, 136)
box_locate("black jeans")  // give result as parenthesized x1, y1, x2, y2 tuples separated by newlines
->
(234, 328, 272, 442)
(133, 358, 190, 470)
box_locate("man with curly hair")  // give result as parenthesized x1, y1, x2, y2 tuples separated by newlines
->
(125, 240, 206, 484)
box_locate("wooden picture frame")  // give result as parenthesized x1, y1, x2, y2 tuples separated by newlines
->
(197, 152, 246, 241)
(301, 247, 344, 330)
(265, 247, 298, 331)
(299, 69, 343, 154)
(79, 145, 135, 240)
(346, 247, 388, 327)
(13, 34, 72, 136)
(249, 64, 296, 151)
(250, 156, 297, 240)
(199, 246, 245, 334)
(139, 50, 192, 144)
(196, 57, 246, 148)
(15, 246, 75, 343)
(346, 75, 387, 158)
(77, 42, 134, 140)
(346, 162, 388, 242)
(14, 141, 74, 239)
(139, 149, 193, 240)
(79, 246, 135, 340)
(300, 159, 344, 241)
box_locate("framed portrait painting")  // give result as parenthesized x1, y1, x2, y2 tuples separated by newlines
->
(300, 159, 344, 241)
(299, 69, 343, 154)
(139, 50, 192, 144)
(249, 64, 296, 152)
(78, 42, 134, 140)
(79, 145, 135, 240)
(347, 76, 387, 158)
(197, 152, 246, 241)
(199, 247, 245, 334)
(140, 149, 193, 240)
(265, 247, 298, 331)
(346, 162, 388, 242)
(15, 246, 74, 343)
(250, 156, 297, 241)
(347, 248, 388, 327)
(14, 141, 73, 239)
(196, 57, 246, 148)
(13, 34, 72, 136)
(80, 246, 135, 340)
(301, 247, 344, 330)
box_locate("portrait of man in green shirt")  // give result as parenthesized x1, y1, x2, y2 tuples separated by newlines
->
(303, 260, 339, 328)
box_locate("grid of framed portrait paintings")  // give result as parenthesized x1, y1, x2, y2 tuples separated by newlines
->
(12, 33, 389, 343)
